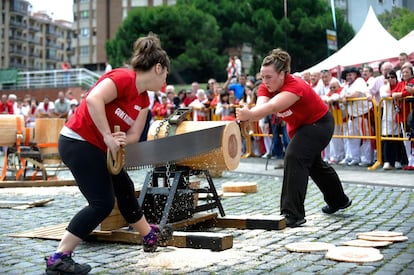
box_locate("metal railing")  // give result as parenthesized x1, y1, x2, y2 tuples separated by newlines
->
(1, 68, 100, 90)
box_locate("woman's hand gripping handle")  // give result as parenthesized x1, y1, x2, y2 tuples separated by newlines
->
(107, 125, 125, 175)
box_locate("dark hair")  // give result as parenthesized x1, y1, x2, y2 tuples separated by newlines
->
(130, 33, 170, 72)
(363, 65, 374, 73)
(262, 48, 291, 74)
(386, 70, 397, 79)
(219, 90, 230, 103)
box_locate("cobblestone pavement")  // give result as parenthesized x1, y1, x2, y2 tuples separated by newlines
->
(0, 158, 413, 275)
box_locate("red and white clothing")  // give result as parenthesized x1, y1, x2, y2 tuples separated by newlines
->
(64, 68, 149, 152)
(0, 100, 14, 114)
(258, 74, 328, 138)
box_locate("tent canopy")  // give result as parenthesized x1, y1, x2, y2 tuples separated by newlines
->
(399, 30, 414, 56)
(304, 6, 403, 73)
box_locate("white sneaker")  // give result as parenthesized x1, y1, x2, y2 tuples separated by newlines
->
(394, 161, 402, 169)
(383, 162, 392, 170)
(347, 159, 359, 166)
(338, 158, 350, 165)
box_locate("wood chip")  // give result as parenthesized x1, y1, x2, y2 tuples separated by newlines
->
(356, 231, 403, 237)
(357, 235, 408, 242)
(341, 239, 392, 247)
(222, 182, 257, 193)
(285, 242, 336, 252)
(325, 246, 383, 262)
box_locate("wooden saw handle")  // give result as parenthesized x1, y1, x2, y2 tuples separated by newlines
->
(107, 125, 125, 175)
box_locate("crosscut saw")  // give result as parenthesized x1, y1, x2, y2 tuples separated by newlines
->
(107, 108, 225, 173)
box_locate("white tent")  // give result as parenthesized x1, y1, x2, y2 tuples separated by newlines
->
(304, 6, 402, 73)
(399, 30, 414, 56)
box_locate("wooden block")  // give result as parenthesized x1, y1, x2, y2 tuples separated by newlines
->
(222, 182, 257, 193)
(212, 215, 285, 230)
(167, 231, 233, 251)
(89, 229, 143, 244)
(99, 191, 139, 231)
(100, 199, 127, 231)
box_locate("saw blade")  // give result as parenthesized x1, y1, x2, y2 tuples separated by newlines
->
(125, 125, 225, 169)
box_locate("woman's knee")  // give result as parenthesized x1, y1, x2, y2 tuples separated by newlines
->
(92, 196, 115, 218)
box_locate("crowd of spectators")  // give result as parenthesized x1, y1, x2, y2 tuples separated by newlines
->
(302, 52, 414, 170)
(1, 53, 413, 170)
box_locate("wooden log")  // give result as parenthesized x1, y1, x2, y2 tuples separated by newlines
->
(147, 121, 241, 171)
(0, 114, 34, 146)
(35, 118, 65, 164)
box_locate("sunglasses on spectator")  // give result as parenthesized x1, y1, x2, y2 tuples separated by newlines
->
(387, 76, 396, 79)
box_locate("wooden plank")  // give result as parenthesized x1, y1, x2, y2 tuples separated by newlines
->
(211, 215, 286, 230)
(0, 179, 76, 188)
(91, 230, 233, 251)
(170, 212, 218, 229)
(0, 198, 54, 209)
(10, 223, 67, 239)
(10, 222, 232, 251)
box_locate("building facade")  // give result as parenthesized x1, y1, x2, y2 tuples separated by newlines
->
(332, 0, 414, 32)
(1, 0, 412, 73)
(0, 0, 72, 71)
(72, 0, 176, 72)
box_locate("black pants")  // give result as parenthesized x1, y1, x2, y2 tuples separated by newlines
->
(58, 135, 143, 240)
(281, 112, 349, 219)
(382, 137, 408, 166)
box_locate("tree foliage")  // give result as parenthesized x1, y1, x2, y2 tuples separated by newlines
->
(378, 7, 414, 39)
(107, 0, 354, 83)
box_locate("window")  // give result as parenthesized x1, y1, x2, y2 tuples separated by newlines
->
(80, 46, 89, 56)
(80, 10, 89, 19)
(80, 28, 89, 37)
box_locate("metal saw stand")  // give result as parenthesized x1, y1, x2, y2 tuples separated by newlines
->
(138, 165, 225, 230)
(137, 165, 285, 251)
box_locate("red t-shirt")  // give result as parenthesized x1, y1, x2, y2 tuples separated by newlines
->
(258, 74, 328, 138)
(66, 68, 150, 151)
(391, 78, 414, 123)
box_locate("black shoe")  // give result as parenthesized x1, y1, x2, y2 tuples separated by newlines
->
(143, 224, 174, 252)
(322, 199, 352, 214)
(284, 216, 306, 228)
(45, 252, 91, 275)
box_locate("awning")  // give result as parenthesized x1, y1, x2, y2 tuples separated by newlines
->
(0, 69, 18, 84)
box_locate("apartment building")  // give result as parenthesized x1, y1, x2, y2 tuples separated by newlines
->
(332, 0, 414, 32)
(0, 0, 72, 71)
(2, 0, 412, 74)
(73, 0, 176, 72)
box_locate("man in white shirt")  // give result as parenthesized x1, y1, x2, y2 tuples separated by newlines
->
(339, 67, 373, 167)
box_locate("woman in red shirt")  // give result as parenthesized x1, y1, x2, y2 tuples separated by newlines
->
(236, 48, 351, 227)
(392, 64, 414, 169)
(45, 34, 171, 275)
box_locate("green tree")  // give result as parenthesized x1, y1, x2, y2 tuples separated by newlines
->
(107, 0, 354, 83)
(378, 7, 414, 39)
(178, 0, 354, 74)
(106, 5, 224, 83)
